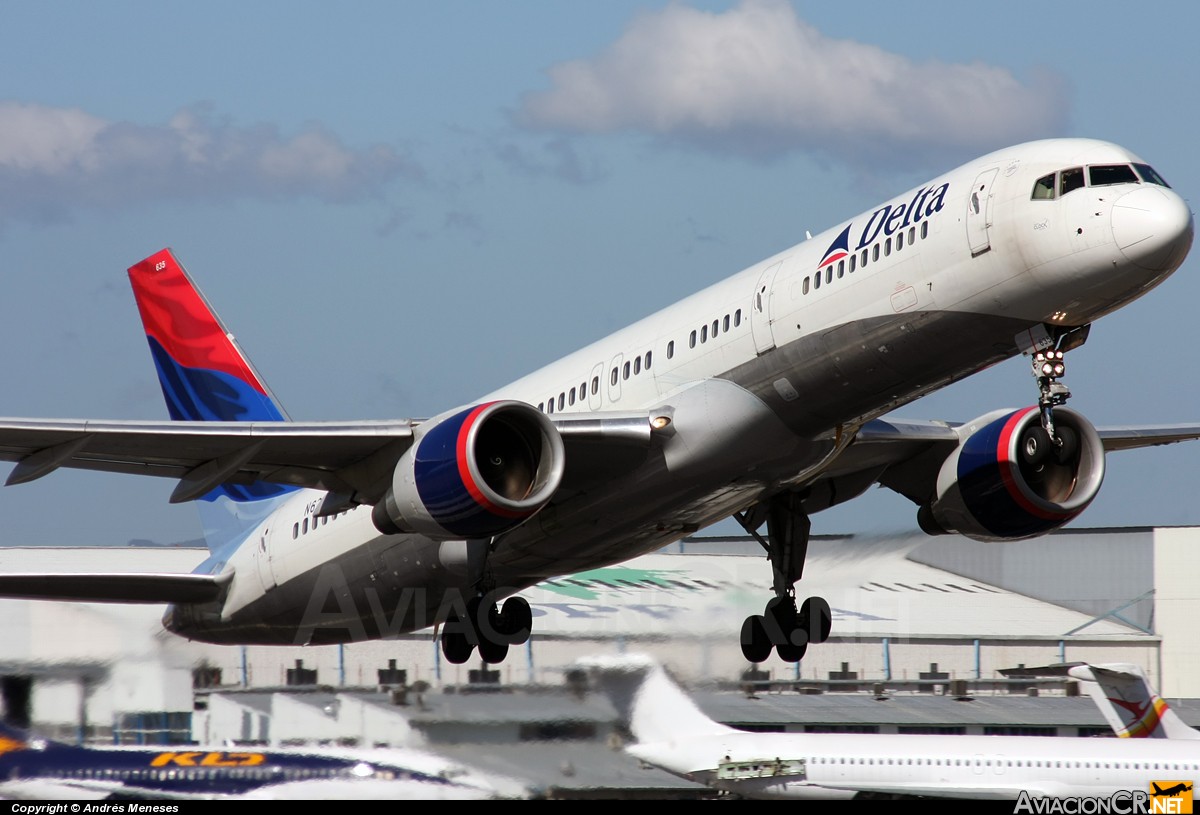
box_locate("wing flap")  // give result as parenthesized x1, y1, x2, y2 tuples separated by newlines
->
(0, 571, 231, 604)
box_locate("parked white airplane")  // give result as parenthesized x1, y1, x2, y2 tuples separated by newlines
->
(582, 654, 1200, 800)
(0, 139, 1195, 665)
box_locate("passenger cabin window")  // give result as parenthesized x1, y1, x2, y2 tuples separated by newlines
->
(700, 325, 708, 343)
(872, 244, 880, 262)
(1032, 173, 1056, 199)
(633, 356, 640, 375)
(723, 314, 730, 332)
(813, 272, 821, 290)
(591, 376, 599, 395)
(861, 249, 869, 266)
(1134, 163, 1171, 187)
(1088, 164, 1138, 186)
(884, 237, 892, 256)
(849, 254, 856, 273)
(689, 330, 697, 349)
(611, 368, 618, 386)
(734, 309, 742, 326)
(622, 361, 630, 380)
(838, 259, 845, 277)
(825, 266, 833, 284)
(667, 340, 675, 359)
(569, 387, 576, 405)
(1060, 167, 1084, 196)
(645, 351, 652, 370)
(558, 393, 565, 410)
(920, 222, 928, 239)
(802, 277, 810, 295)
(712, 319, 719, 337)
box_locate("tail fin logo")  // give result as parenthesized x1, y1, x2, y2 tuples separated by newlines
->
(1110, 695, 1169, 737)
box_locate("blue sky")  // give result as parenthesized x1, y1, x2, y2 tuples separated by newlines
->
(1, 0, 1198, 547)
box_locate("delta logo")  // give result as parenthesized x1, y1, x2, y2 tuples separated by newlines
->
(817, 182, 951, 271)
(1150, 781, 1193, 814)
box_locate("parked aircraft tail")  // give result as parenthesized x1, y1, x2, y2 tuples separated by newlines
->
(577, 654, 732, 743)
(1068, 663, 1200, 739)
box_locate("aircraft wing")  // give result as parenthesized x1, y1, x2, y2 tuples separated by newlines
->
(0, 570, 231, 604)
(0, 412, 654, 504)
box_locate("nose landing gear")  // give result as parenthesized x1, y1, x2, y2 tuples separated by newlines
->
(735, 492, 832, 664)
(1025, 344, 1079, 467)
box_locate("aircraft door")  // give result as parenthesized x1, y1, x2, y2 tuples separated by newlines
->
(589, 362, 604, 409)
(751, 260, 783, 354)
(966, 168, 999, 255)
(607, 353, 623, 402)
(253, 526, 277, 592)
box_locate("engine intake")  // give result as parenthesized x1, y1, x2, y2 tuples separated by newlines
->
(918, 406, 1105, 541)
(372, 400, 564, 539)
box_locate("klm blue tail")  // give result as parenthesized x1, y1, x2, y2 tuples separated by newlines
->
(128, 249, 299, 552)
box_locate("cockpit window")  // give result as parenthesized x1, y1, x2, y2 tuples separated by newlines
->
(1133, 163, 1171, 188)
(1059, 167, 1084, 196)
(1031, 173, 1056, 200)
(1088, 164, 1138, 187)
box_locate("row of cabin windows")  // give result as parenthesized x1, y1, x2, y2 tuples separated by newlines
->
(536, 308, 744, 414)
(806, 757, 1200, 770)
(687, 308, 743, 350)
(293, 508, 354, 539)
(1031, 162, 1170, 200)
(802, 222, 930, 296)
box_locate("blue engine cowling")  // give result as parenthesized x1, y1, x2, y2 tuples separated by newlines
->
(372, 400, 565, 539)
(918, 406, 1105, 541)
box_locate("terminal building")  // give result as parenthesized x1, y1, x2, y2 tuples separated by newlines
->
(1, 526, 1197, 787)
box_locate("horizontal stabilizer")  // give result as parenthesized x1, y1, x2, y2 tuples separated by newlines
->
(0, 571, 231, 604)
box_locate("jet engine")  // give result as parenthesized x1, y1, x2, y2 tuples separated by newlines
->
(917, 406, 1105, 541)
(372, 400, 565, 539)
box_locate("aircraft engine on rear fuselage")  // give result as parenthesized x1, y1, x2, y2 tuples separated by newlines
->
(372, 400, 564, 539)
(917, 406, 1105, 541)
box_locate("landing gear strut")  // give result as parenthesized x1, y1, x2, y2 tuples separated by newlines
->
(735, 492, 832, 664)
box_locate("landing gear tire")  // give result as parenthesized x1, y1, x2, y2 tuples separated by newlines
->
(775, 637, 808, 663)
(495, 596, 532, 645)
(1054, 425, 1079, 464)
(740, 615, 773, 663)
(441, 614, 474, 665)
(1021, 426, 1052, 466)
(477, 637, 509, 664)
(799, 596, 832, 644)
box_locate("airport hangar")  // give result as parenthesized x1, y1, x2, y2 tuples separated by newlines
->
(0, 526, 1197, 749)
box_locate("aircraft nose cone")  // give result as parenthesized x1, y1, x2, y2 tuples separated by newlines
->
(1112, 186, 1194, 272)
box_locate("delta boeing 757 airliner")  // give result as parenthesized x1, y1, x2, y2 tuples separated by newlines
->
(0, 138, 1195, 666)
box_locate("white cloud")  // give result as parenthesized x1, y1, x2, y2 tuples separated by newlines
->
(518, 0, 1069, 166)
(0, 102, 418, 222)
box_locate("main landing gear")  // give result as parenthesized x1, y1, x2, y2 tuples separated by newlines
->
(735, 492, 832, 663)
(441, 594, 533, 665)
(438, 537, 533, 665)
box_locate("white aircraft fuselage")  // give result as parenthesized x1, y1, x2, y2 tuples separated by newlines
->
(139, 138, 1192, 646)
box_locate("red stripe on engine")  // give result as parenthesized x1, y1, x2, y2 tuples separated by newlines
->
(455, 404, 526, 520)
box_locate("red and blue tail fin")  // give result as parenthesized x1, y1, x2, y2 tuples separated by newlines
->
(128, 249, 298, 549)
(128, 249, 289, 425)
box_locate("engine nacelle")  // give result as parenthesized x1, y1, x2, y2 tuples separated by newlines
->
(372, 400, 564, 539)
(917, 406, 1105, 541)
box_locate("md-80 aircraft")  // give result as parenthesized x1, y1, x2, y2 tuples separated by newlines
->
(582, 655, 1200, 800)
(0, 138, 1195, 665)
